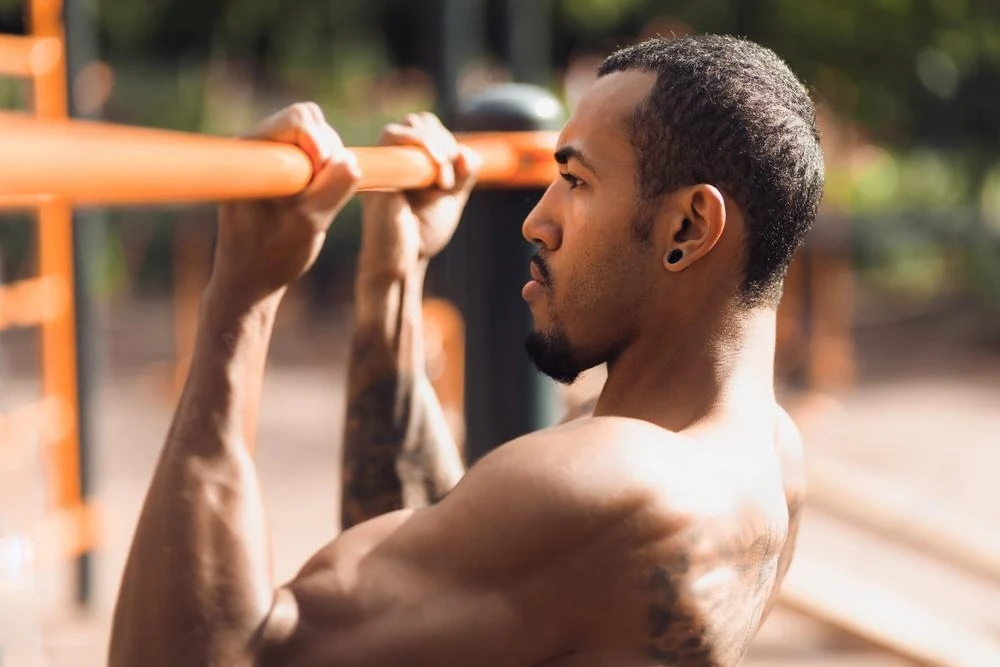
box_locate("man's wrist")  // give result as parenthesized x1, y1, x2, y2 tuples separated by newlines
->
(355, 251, 428, 289)
(354, 259, 428, 326)
(200, 280, 283, 341)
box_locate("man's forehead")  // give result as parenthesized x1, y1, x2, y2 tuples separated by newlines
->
(556, 70, 655, 168)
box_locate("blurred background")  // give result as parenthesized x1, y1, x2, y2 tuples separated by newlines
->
(0, 0, 998, 665)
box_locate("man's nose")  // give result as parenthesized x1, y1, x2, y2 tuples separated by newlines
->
(521, 183, 562, 250)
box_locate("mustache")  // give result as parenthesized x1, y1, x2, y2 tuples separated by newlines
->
(531, 253, 552, 284)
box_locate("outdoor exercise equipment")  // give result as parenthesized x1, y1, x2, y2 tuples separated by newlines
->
(0, 113, 560, 205)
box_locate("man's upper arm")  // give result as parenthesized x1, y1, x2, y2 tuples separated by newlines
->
(261, 432, 618, 667)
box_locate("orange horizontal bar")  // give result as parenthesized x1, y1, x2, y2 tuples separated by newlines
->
(0, 274, 70, 330)
(0, 193, 56, 209)
(0, 35, 62, 78)
(0, 113, 559, 206)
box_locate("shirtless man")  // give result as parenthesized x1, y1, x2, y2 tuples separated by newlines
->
(109, 35, 821, 666)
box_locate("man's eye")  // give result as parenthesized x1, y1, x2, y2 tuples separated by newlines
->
(561, 172, 582, 189)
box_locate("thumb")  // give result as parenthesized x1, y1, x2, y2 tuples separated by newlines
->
(452, 145, 482, 200)
(300, 148, 361, 228)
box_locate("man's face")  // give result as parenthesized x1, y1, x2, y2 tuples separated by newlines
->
(521, 71, 659, 384)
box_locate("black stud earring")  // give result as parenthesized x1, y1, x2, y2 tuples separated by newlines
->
(666, 249, 684, 265)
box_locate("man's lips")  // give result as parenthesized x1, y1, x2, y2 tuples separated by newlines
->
(523, 258, 547, 302)
(530, 261, 544, 284)
(530, 257, 549, 286)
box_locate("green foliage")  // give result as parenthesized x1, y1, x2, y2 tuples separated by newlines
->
(555, 0, 1000, 156)
(77, 0, 1000, 161)
(4, 0, 998, 304)
(559, 0, 647, 33)
(554, 0, 1000, 308)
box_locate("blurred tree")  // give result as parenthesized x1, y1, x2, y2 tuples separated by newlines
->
(2, 0, 998, 167)
(2, 0, 998, 302)
(552, 0, 1000, 162)
(550, 0, 1000, 305)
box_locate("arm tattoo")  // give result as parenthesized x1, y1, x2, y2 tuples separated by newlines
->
(341, 368, 413, 529)
(341, 312, 464, 529)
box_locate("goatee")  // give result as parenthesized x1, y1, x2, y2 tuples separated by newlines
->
(525, 329, 581, 385)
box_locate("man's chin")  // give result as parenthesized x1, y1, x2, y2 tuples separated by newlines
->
(524, 330, 581, 385)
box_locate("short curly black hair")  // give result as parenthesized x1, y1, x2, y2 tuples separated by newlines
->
(598, 35, 825, 307)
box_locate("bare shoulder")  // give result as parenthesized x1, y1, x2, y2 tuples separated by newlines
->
(505, 418, 790, 662)
(486, 416, 697, 508)
(261, 420, 682, 666)
(461, 417, 796, 665)
(486, 415, 789, 530)
(266, 418, 790, 666)
(499, 412, 795, 517)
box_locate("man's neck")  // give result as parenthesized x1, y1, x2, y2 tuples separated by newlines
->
(594, 305, 778, 433)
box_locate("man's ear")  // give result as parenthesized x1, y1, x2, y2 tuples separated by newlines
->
(656, 184, 726, 272)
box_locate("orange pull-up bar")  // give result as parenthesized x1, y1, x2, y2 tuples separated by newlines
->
(0, 113, 559, 207)
(0, 35, 63, 77)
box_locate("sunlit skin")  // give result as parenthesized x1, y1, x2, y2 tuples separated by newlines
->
(523, 71, 754, 409)
(109, 70, 804, 667)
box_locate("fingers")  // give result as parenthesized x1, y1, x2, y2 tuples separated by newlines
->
(249, 105, 476, 213)
(378, 112, 462, 191)
(300, 149, 361, 224)
(453, 144, 483, 197)
(249, 103, 361, 226)
(249, 102, 334, 175)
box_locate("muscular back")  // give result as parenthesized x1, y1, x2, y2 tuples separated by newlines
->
(532, 415, 793, 666)
(547, 401, 804, 666)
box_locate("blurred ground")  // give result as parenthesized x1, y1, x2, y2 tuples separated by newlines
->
(1, 294, 998, 666)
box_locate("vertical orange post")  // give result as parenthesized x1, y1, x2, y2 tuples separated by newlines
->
(30, 0, 65, 116)
(422, 299, 466, 452)
(30, 0, 82, 525)
(36, 200, 81, 512)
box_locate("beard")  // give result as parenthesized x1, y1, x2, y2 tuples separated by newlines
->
(525, 326, 582, 385)
(524, 205, 654, 385)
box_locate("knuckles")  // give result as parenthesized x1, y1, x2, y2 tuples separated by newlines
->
(266, 102, 324, 140)
(290, 101, 322, 125)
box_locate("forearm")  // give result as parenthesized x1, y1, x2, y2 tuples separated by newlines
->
(341, 261, 464, 529)
(109, 287, 278, 667)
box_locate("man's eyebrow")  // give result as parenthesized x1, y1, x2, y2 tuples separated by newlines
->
(554, 146, 598, 176)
